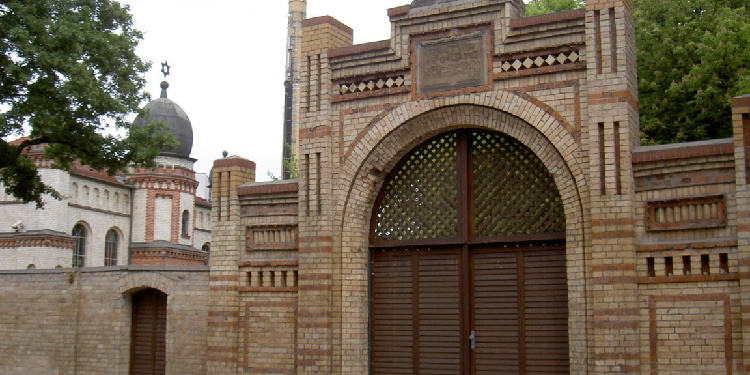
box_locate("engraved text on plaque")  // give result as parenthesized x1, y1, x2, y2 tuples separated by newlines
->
(416, 32, 488, 94)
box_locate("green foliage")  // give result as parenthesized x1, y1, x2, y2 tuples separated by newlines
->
(283, 147, 299, 180)
(636, 0, 750, 144)
(267, 144, 299, 181)
(524, 0, 584, 16)
(0, 0, 175, 207)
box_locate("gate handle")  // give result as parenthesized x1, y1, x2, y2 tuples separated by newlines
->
(469, 330, 476, 350)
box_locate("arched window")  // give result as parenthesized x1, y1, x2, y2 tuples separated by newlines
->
(71, 182, 78, 204)
(181, 210, 190, 236)
(202, 243, 210, 266)
(72, 224, 86, 267)
(83, 186, 90, 205)
(105, 229, 118, 266)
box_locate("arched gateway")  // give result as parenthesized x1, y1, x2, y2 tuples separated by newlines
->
(369, 129, 569, 374)
(331, 101, 590, 374)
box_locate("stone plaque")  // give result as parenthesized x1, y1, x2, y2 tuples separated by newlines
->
(415, 32, 488, 94)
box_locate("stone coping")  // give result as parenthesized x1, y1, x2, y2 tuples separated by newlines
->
(633, 138, 733, 163)
(0, 265, 209, 275)
(130, 241, 204, 253)
(0, 229, 69, 238)
(238, 179, 299, 196)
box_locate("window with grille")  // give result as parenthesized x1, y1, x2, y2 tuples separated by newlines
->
(105, 229, 118, 266)
(72, 224, 86, 267)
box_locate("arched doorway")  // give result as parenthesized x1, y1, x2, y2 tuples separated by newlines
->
(369, 129, 569, 374)
(130, 288, 167, 375)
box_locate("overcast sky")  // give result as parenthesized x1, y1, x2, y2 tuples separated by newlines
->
(119, 0, 409, 180)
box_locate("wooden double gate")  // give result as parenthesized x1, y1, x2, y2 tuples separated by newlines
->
(370, 130, 569, 374)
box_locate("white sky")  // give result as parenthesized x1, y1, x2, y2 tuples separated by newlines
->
(119, 0, 410, 180)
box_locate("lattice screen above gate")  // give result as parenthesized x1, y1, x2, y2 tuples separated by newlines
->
(372, 129, 565, 245)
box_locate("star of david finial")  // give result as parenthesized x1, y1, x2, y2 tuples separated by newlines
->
(161, 61, 171, 78)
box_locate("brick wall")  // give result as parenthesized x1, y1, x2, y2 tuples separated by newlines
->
(194, 0, 750, 373)
(205, 156, 256, 374)
(731, 94, 750, 373)
(237, 181, 299, 374)
(0, 266, 209, 375)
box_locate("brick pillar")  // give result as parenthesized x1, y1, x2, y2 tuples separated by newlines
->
(296, 16, 352, 375)
(284, 0, 306, 177)
(731, 94, 750, 373)
(206, 156, 255, 375)
(584, 0, 641, 373)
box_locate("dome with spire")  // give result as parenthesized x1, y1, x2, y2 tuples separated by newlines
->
(132, 79, 194, 159)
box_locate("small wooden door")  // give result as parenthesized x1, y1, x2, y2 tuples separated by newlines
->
(131, 289, 167, 375)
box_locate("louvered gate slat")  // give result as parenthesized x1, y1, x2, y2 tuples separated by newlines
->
(472, 250, 520, 374)
(371, 253, 415, 375)
(524, 249, 569, 374)
(417, 252, 461, 374)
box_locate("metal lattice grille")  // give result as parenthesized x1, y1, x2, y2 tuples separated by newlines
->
(471, 131, 565, 237)
(373, 133, 458, 241)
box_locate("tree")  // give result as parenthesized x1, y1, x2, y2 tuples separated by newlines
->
(524, 0, 584, 16)
(636, 0, 750, 144)
(0, 0, 175, 207)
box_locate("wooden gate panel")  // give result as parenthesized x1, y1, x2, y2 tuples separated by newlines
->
(131, 289, 167, 375)
(371, 250, 463, 375)
(472, 250, 520, 375)
(371, 253, 415, 375)
(523, 248, 569, 374)
(417, 252, 462, 374)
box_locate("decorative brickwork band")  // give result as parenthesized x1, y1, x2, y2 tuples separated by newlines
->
(0, 231, 75, 249)
(498, 50, 581, 74)
(130, 243, 207, 266)
(646, 195, 726, 231)
(335, 73, 406, 97)
(245, 225, 298, 251)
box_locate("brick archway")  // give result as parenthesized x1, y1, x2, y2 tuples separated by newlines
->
(334, 95, 590, 374)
